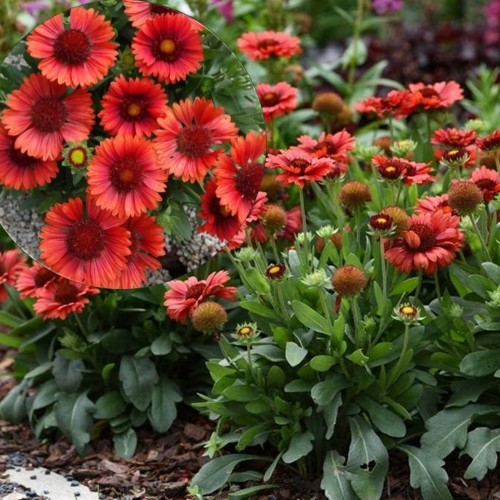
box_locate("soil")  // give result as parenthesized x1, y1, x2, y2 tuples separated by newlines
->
(2, 347, 500, 500)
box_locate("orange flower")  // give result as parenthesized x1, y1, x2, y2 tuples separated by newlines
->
(0, 249, 27, 303)
(470, 166, 500, 202)
(407, 81, 464, 111)
(131, 13, 204, 84)
(15, 263, 57, 299)
(26, 7, 117, 88)
(256, 82, 298, 122)
(153, 97, 238, 183)
(431, 128, 476, 148)
(297, 130, 355, 163)
(2, 73, 94, 161)
(237, 31, 301, 60)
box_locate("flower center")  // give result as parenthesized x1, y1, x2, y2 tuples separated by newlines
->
(110, 157, 143, 192)
(474, 179, 495, 190)
(404, 223, 436, 252)
(401, 305, 417, 316)
(261, 92, 279, 106)
(155, 38, 179, 61)
(150, 5, 175, 14)
(128, 103, 142, 117)
(257, 39, 279, 50)
(219, 204, 231, 217)
(290, 158, 310, 172)
(185, 282, 206, 299)
(234, 163, 263, 201)
(54, 29, 92, 65)
(53, 280, 79, 304)
(67, 220, 105, 261)
(34, 267, 55, 287)
(31, 97, 67, 133)
(176, 125, 212, 158)
(8, 144, 36, 168)
(419, 88, 439, 99)
(237, 326, 254, 337)
(69, 147, 87, 167)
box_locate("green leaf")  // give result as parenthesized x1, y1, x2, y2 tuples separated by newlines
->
(399, 445, 452, 500)
(151, 332, 173, 355)
(54, 392, 95, 454)
(113, 428, 137, 459)
(94, 392, 126, 420)
(191, 454, 263, 495)
(357, 396, 406, 438)
(321, 451, 356, 500)
(324, 393, 343, 440)
(460, 350, 500, 376)
(52, 354, 84, 392)
(119, 355, 159, 411)
(285, 342, 308, 367)
(390, 277, 419, 296)
(421, 405, 499, 459)
(310, 355, 336, 372)
(291, 300, 332, 335)
(223, 384, 259, 402)
(482, 262, 500, 283)
(282, 431, 314, 464)
(462, 427, 500, 481)
(0, 311, 22, 328)
(346, 416, 388, 500)
(149, 377, 182, 433)
(346, 349, 369, 366)
(0, 333, 22, 348)
(244, 268, 271, 295)
(240, 301, 277, 320)
(312, 374, 349, 406)
(0, 379, 29, 423)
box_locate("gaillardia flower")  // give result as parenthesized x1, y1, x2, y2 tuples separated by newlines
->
(191, 301, 228, 333)
(331, 265, 367, 296)
(87, 135, 167, 219)
(237, 31, 301, 61)
(131, 13, 204, 84)
(0, 249, 27, 303)
(2, 73, 94, 161)
(385, 211, 464, 275)
(99, 75, 168, 137)
(470, 166, 500, 202)
(26, 7, 118, 88)
(256, 82, 298, 122)
(34, 279, 99, 320)
(15, 263, 57, 299)
(153, 97, 238, 183)
(164, 270, 237, 323)
(39, 197, 132, 286)
(0, 124, 58, 190)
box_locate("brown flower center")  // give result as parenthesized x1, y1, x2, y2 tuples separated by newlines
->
(34, 267, 56, 287)
(176, 125, 212, 158)
(419, 88, 439, 99)
(235, 163, 263, 201)
(67, 220, 105, 260)
(290, 158, 310, 172)
(261, 92, 279, 106)
(404, 223, 436, 252)
(185, 282, 206, 299)
(31, 97, 67, 133)
(8, 144, 36, 168)
(120, 97, 147, 121)
(54, 280, 80, 304)
(54, 29, 92, 65)
(257, 39, 279, 51)
(110, 157, 143, 192)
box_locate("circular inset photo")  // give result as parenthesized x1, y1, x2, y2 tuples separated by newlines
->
(0, 0, 266, 289)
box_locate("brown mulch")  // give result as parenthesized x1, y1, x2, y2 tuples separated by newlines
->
(2, 346, 500, 499)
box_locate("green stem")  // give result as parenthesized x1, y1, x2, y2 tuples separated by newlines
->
(347, 0, 365, 90)
(4, 285, 26, 319)
(434, 272, 442, 303)
(414, 268, 423, 301)
(387, 323, 410, 388)
(299, 188, 308, 234)
(350, 298, 364, 348)
(319, 288, 331, 322)
(471, 215, 491, 261)
(73, 312, 87, 338)
(269, 235, 280, 263)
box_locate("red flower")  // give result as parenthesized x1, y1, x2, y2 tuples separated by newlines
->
(407, 81, 464, 111)
(198, 178, 243, 241)
(99, 75, 168, 137)
(266, 148, 335, 187)
(39, 197, 132, 287)
(164, 270, 237, 323)
(153, 97, 238, 183)
(2, 73, 94, 161)
(15, 263, 57, 299)
(0, 249, 27, 303)
(123, 0, 203, 29)
(297, 130, 355, 162)
(354, 90, 417, 119)
(237, 31, 301, 60)
(26, 7, 117, 88)
(34, 278, 99, 320)
(372, 155, 435, 185)
(256, 82, 298, 122)
(131, 13, 204, 84)
(385, 211, 463, 275)
(214, 131, 267, 222)
(87, 135, 167, 218)
(470, 166, 500, 202)
(431, 128, 476, 148)
(415, 194, 455, 215)
(0, 124, 58, 190)
(477, 130, 500, 152)
(109, 214, 166, 289)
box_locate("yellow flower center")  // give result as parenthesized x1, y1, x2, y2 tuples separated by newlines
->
(238, 326, 253, 336)
(269, 266, 281, 275)
(401, 305, 416, 316)
(160, 39, 176, 55)
(386, 166, 396, 173)
(449, 149, 459, 155)
(127, 103, 142, 117)
(376, 217, 388, 224)
(69, 148, 86, 166)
